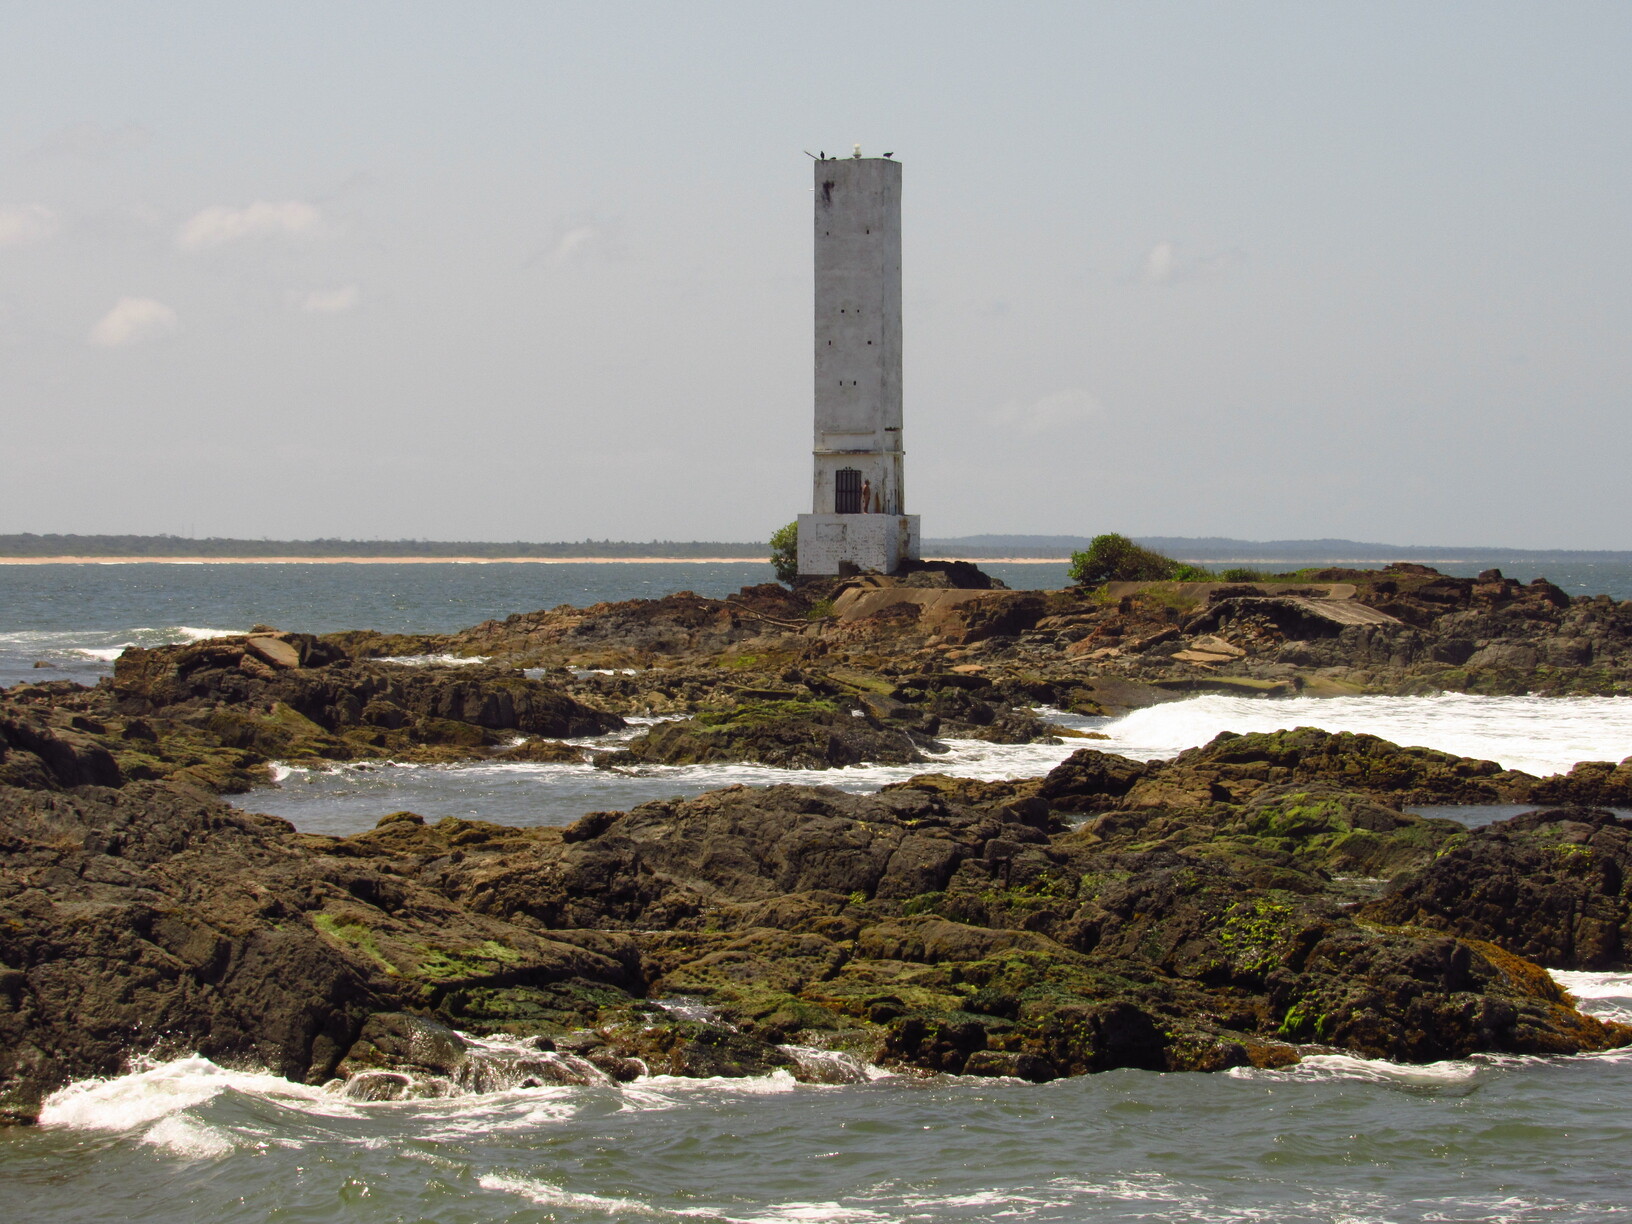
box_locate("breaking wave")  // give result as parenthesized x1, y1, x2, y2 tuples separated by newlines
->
(1086, 692, 1632, 777)
(240, 693, 1632, 836)
(0, 625, 239, 669)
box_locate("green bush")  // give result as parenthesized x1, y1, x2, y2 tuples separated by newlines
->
(1218, 567, 1272, 583)
(1067, 534, 1212, 586)
(769, 521, 798, 584)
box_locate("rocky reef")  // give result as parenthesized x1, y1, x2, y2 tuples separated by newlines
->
(1, 630, 623, 793)
(3, 707, 1630, 1123)
(5, 564, 1632, 1123)
(11, 562, 1629, 793)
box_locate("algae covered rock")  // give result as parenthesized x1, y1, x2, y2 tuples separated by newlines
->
(90, 634, 625, 789)
(597, 699, 935, 769)
(1363, 806, 1632, 969)
(0, 784, 638, 1123)
(4, 682, 1631, 1120)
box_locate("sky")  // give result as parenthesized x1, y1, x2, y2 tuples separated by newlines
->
(1, 1, 1629, 548)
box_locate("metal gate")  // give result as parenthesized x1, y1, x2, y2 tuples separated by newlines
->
(835, 468, 862, 514)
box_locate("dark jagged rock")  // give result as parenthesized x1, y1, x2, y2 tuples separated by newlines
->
(597, 700, 938, 769)
(892, 558, 1008, 590)
(114, 633, 621, 740)
(1037, 749, 1150, 811)
(8, 564, 1632, 1120)
(0, 783, 635, 1124)
(26, 632, 633, 791)
(397, 779, 1626, 1076)
(2, 757, 1627, 1123)
(1363, 807, 1632, 970)
(0, 706, 123, 790)
(1040, 729, 1539, 813)
(1529, 759, 1632, 807)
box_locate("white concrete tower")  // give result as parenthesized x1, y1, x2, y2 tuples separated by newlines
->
(796, 151, 921, 576)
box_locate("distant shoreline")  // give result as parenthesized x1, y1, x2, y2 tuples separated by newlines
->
(1, 555, 1609, 567)
(0, 555, 1075, 566)
(0, 555, 774, 566)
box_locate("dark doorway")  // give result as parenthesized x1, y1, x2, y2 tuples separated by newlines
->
(835, 468, 862, 514)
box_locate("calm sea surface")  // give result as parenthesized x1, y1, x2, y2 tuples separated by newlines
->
(6, 560, 1632, 1222)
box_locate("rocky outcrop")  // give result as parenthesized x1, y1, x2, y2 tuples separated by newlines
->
(1362, 807, 1632, 970)
(113, 632, 621, 740)
(1035, 729, 1632, 814)
(0, 784, 636, 1124)
(0, 632, 632, 792)
(3, 741, 1629, 1123)
(22, 560, 1626, 799)
(8, 564, 1632, 1121)
(448, 585, 815, 671)
(596, 700, 937, 770)
(0, 703, 123, 790)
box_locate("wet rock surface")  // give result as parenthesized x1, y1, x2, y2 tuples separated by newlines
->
(11, 561, 1632, 791)
(1, 632, 624, 793)
(1362, 806, 1632, 970)
(596, 700, 938, 770)
(5, 722, 1631, 1122)
(6, 563, 1632, 1123)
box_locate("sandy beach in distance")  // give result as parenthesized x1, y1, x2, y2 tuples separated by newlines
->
(0, 555, 1074, 565)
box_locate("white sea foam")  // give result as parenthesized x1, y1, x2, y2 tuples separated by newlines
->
(1549, 969, 1632, 1000)
(1550, 970, 1632, 1025)
(1089, 692, 1632, 777)
(1226, 1052, 1485, 1085)
(251, 693, 1632, 824)
(141, 1113, 236, 1159)
(478, 1174, 670, 1215)
(737, 1206, 893, 1223)
(776, 1045, 889, 1084)
(173, 626, 234, 642)
(0, 625, 242, 667)
(37, 1045, 855, 1151)
(247, 692, 1632, 839)
(480, 1176, 893, 1223)
(38, 1055, 333, 1132)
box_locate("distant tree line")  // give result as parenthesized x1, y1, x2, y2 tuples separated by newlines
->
(3, 532, 1624, 564)
(0, 534, 771, 559)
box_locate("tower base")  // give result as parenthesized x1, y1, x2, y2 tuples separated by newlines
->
(796, 513, 920, 577)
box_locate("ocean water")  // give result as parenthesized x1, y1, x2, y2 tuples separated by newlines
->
(8, 560, 1632, 1220)
(8, 980, 1632, 1223)
(0, 561, 784, 689)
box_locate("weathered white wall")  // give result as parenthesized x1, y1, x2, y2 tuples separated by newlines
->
(801, 155, 915, 576)
(797, 512, 920, 577)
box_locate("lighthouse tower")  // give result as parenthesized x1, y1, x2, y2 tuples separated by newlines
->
(796, 151, 920, 576)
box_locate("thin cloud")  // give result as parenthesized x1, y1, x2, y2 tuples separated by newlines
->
(0, 205, 62, 247)
(1141, 241, 1178, 285)
(550, 224, 601, 265)
(176, 201, 322, 251)
(1137, 239, 1245, 286)
(993, 388, 1103, 436)
(294, 284, 360, 314)
(523, 217, 624, 269)
(88, 297, 177, 347)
